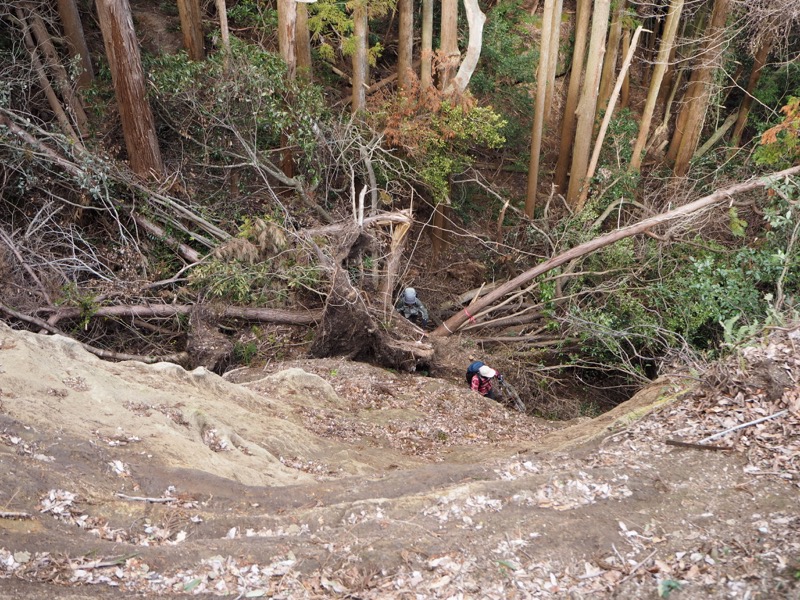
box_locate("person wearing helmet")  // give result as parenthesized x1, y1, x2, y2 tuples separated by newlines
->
(470, 364, 502, 399)
(395, 287, 429, 328)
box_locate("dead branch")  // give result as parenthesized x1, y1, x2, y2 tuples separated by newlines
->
(433, 165, 800, 336)
(115, 493, 176, 503)
(0, 511, 33, 519)
(43, 303, 322, 326)
(0, 300, 189, 364)
(665, 439, 732, 451)
(699, 410, 789, 444)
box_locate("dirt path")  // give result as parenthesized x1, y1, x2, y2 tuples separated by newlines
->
(1, 323, 798, 598)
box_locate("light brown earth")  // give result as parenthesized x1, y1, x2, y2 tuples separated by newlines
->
(0, 321, 798, 598)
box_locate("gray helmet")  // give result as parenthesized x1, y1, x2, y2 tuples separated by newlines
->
(403, 287, 417, 305)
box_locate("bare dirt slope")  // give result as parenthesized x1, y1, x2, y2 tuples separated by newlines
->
(1, 322, 798, 598)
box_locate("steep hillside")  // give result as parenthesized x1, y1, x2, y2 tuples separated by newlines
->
(0, 322, 798, 598)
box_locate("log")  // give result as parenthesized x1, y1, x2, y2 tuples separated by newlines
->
(432, 165, 800, 336)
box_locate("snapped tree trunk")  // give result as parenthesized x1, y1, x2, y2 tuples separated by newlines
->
(351, 1, 368, 112)
(565, 0, 611, 209)
(176, 0, 205, 60)
(56, 0, 94, 89)
(95, 0, 163, 178)
(554, 0, 590, 194)
(629, 0, 684, 171)
(397, 0, 414, 90)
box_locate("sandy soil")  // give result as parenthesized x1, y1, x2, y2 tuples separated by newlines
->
(1, 321, 798, 598)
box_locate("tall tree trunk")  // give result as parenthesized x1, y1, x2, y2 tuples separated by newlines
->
(351, 1, 368, 112)
(278, 0, 297, 79)
(443, 0, 486, 95)
(525, 0, 557, 216)
(543, 0, 563, 120)
(296, 2, 313, 79)
(56, 0, 94, 89)
(554, 0, 590, 194)
(666, 0, 730, 176)
(397, 0, 414, 90)
(16, 8, 81, 144)
(578, 25, 642, 209)
(176, 0, 204, 60)
(620, 25, 630, 108)
(565, 0, 611, 209)
(420, 0, 433, 89)
(439, 0, 459, 90)
(26, 8, 89, 137)
(729, 32, 774, 148)
(95, 0, 163, 178)
(597, 0, 625, 113)
(629, 0, 684, 171)
(214, 0, 230, 71)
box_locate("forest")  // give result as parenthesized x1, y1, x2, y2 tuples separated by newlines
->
(0, 0, 799, 417)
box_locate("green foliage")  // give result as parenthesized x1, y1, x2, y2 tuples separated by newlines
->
(58, 283, 98, 329)
(232, 340, 259, 365)
(146, 39, 326, 176)
(658, 579, 682, 598)
(307, 0, 394, 67)
(383, 93, 506, 202)
(189, 258, 324, 304)
(471, 0, 536, 161)
(228, 0, 277, 30)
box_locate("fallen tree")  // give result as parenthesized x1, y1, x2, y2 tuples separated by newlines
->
(433, 165, 800, 337)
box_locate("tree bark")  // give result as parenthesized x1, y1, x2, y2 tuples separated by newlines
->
(431, 164, 800, 337)
(56, 0, 94, 89)
(620, 26, 630, 108)
(351, 1, 368, 112)
(176, 0, 205, 61)
(543, 0, 563, 119)
(629, 0, 684, 172)
(525, 0, 557, 216)
(214, 0, 230, 70)
(443, 0, 486, 95)
(578, 25, 643, 209)
(420, 0, 433, 89)
(666, 0, 730, 176)
(278, 0, 297, 79)
(95, 0, 164, 178)
(554, 0, 590, 194)
(397, 0, 414, 90)
(565, 0, 611, 209)
(439, 0, 459, 90)
(16, 8, 82, 144)
(296, 3, 313, 79)
(26, 7, 89, 136)
(729, 32, 774, 148)
(597, 0, 625, 113)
